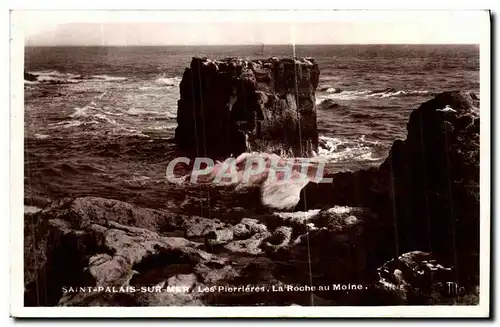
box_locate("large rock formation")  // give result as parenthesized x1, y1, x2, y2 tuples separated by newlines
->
(298, 91, 480, 291)
(24, 91, 480, 307)
(175, 57, 320, 158)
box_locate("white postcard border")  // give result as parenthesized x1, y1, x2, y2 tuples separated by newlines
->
(9, 9, 491, 318)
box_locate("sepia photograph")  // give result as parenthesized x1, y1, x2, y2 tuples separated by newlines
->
(10, 9, 491, 318)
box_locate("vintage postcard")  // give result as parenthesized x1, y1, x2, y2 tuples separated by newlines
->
(10, 10, 491, 318)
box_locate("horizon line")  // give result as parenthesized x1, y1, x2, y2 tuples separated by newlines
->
(25, 43, 480, 47)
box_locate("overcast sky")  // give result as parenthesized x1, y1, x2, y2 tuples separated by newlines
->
(21, 11, 488, 46)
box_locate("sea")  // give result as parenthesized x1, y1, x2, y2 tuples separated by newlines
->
(24, 44, 480, 213)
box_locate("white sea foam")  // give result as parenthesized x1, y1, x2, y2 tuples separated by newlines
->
(313, 135, 384, 163)
(112, 126, 150, 137)
(324, 87, 342, 93)
(367, 89, 430, 98)
(317, 89, 430, 104)
(94, 113, 117, 125)
(155, 76, 181, 86)
(261, 177, 310, 210)
(29, 70, 83, 84)
(91, 75, 128, 82)
(325, 206, 352, 215)
(127, 107, 152, 116)
(30, 70, 66, 76)
(70, 107, 89, 118)
(126, 107, 176, 119)
(101, 110, 123, 117)
(62, 101, 118, 130)
(316, 90, 371, 103)
(48, 120, 86, 129)
(33, 133, 50, 139)
(148, 125, 176, 131)
(27, 70, 128, 84)
(165, 112, 177, 119)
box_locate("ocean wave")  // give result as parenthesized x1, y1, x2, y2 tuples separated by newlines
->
(319, 87, 343, 93)
(25, 70, 128, 84)
(127, 107, 158, 116)
(316, 88, 431, 103)
(26, 70, 83, 84)
(313, 135, 386, 163)
(155, 76, 182, 86)
(94, 113, 118, 125)
(69, 107, 118, 125)
(367, 88, 431, 98)
(91, 75, 128, 82)
(319, 76, 344, 82)
(316, 90, 370, 103)
(166, 112, 177, 119)
(126, 107, 177, 120)
(69, 107, 89, 118)
(33, 133, 50, 139)
(48, 120, 89, 129)
(35, 77, 82, 84)
(178, 144, 384, 209)
(147, 125, 176, 131)
(112, 126, 150, 137)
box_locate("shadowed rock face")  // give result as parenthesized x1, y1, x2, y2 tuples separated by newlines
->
(24, 72, 38, 82)
(175, 57, 320, 158)
(298, 91, 480, 289)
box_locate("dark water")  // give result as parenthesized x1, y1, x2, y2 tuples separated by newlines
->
(24, 44, 480, 209)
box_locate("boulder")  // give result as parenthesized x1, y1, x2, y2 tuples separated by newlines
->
(373, 251, 478, 305)
(317, 98, 341, 110)
(262, 226, 293, 251)
(24, 72, 37, 81)
(183, 216, 227, 238)
(175, 57, 320, 157)
(230, 223, 251, 239)
(229, 217, 268, 240)
(224, 232, 271, 255)
(204, 228, 234, 246)
(239, 218, 268, 234)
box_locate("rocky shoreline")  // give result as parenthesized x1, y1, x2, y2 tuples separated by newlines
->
(24, 196, 477, 306)
(24, 57, 480, 307)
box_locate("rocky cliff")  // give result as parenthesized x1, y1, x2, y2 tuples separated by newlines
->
(298, 91, 480, 291)
(175, 57, 320, 157)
